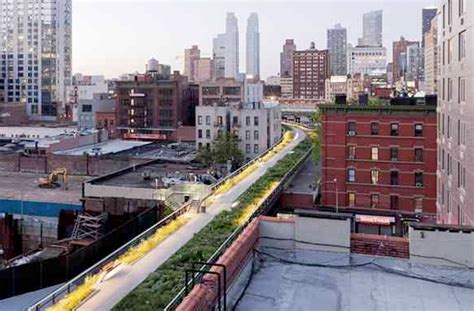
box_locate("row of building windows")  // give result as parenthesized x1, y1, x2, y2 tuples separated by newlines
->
(438, 113, 466, 145)
(198, 129, 260, 141)
(348, 146, 424, 162)
(347, 168, 424, 187)
(197, 115, 259, 126)
(441, 76, 466, 102)
(439, 149, 466, 189)
(347, 122, 423, 137)
(347, 192, 423, 211)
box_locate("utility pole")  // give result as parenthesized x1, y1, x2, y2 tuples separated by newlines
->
(333, 177, 338, 213)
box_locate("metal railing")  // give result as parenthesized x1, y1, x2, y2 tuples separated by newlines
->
(164, 146, 313, 310)
(28, 130, 291, 310)
(28, 202, 192, 311)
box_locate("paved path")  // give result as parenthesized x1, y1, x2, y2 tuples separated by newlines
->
(78, 128, 306, 311)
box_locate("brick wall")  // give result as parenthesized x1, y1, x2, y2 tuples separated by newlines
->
(351, 233, 409, 258)
(177, 218, 259, 311)
(279, 193, 315, 210)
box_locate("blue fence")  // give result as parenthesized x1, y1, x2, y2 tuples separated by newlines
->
(0, 199, 81, 218)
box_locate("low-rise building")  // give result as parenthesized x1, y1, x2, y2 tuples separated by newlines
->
(280, 77, 293, 98)
(195, 102, 282, 161)
(320, 96, 437, 235)
(199, 78, 244, 106)
(77, 93, 114, 131)
(324, 76, 354, 103)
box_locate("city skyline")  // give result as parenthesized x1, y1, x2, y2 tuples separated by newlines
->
(73, 0, 436, 79)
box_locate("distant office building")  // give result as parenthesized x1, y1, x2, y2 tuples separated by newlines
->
(193, 58, 213, 83)
(420, 7, 438, 81)
(392, 36, 418, 82)
(184, 45, 201, 81)
(293, 42, 330, 100)
(280, 39, 296, 77)
(0, 0, 72, 118)
(280, 77, 293, 98)
(324, 76, 354, 103)
(213, 13, 239, 79)
(199, 78, 244, 106)
(437, 0, 472, 226)
(358, 10, 383, 47)
(246, 13, 260, 78)
(347, 45, 387, 76)
(115, 71, 198, 141)
(320, 96, 437, 232)
(327, 24, 347, 75)
(77, 93, 114, 131)
(386, 63, 394, 85)
(265, 76, 280, 86)
(423, 16, 438, 94)
(195, 102, 281, 161)
(244, 79, 264, 104)
(406, 42, 423, 81)
(67, 74, 109, 122)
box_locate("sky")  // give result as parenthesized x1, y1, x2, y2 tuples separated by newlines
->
(73, 0, 437, 79)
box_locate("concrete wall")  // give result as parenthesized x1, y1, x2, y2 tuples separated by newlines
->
(295, 214, 351, 252)
(259, 215, 295, 249)
(409, 225, 474, 268)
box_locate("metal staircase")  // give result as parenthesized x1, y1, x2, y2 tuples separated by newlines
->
(71, 213, 108, 241)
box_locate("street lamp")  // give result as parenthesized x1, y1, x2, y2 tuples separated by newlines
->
(333, 178, 338, 213)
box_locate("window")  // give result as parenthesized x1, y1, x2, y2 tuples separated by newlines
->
(82, 105, 92, 112)
(442, 4, 446, 28)
(458, 205, 464, 226)
(254, 144, 259, 153)
(447, 115, 451, 138)
(371, 147, 378, 161)
(448, 78, 453, 101)
(390, 195, 399, 210)
(457, 120, 461, 145)
(459, 0, 465, 16)
(447, 190, 451, 213)
(217, 116, 223, 125)
(245, 144, 251, 153)
(206, 116, 211, 125)
(371, 169, 379, 185)
(390, 123, 399, 136)
(390, 171, 399, 185)
(415, 172, 423, 187)
(254, 131, 259, 140)
(198, 116, 202, 125)
(415, 148, 423, 162)
(459, 77, 466, 103)
(245, 130, 250, 140)
(414, 124, 423, 137)
(347, 122, 356, 135)
(198, 129, 202, 138)
(348, 145, 356, 159)
(348, 193, 356, 207)
(254, 116, 259, 126)
(205, 129, 210, 139)
(347, 168, 355, 182)
(246, 116, 251, 126)
(390, 147, 399, 161)
(414, 197, 423, 212)
(448, 0, 452, 25)
(371, 194, 379, 208)
(459, 31, 466, 60)
(448, 38, 453, 64)
(371, 122, 379, 135)
(233, 116, 238, 125)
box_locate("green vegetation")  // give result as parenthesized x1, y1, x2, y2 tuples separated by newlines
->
(310, 110, 321, 164)
(196, 132, 244, 169)
(114, 138, 312, 311)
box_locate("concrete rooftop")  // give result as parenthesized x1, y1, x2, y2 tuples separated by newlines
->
(236, 248, 474, 311)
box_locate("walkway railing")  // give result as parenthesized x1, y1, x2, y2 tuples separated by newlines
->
(164, 147, 313, 310)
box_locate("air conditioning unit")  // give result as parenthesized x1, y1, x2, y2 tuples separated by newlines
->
(415, 208, 423, 213)
(348, 131, 356, 136)
(348, 155, 355, 160)
(416, 183, 423, 188)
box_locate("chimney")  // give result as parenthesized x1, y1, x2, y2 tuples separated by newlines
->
(310, 42, 315, 49)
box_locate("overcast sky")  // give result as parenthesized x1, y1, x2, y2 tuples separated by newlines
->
(73, 0, 437, 79)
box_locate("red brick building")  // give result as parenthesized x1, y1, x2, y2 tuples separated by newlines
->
(320, 97, 437, 235)
(96, 111, 116, 138)
(115, 71, 198, 141)
(293, 42, 330, 100)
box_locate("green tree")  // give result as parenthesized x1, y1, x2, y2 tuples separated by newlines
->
(311, 109, 321, 164)
(196, 131, 244, 170)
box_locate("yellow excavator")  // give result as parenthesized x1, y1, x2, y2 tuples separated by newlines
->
(38, 168, 68, 190)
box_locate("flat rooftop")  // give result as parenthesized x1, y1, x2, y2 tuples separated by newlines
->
(89, 161, 209, 189)
(53, 140, 151, 156)
(237, 248, 474, 311)
(0, 171, 85, 206)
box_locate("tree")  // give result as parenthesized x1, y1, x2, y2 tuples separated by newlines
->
(196, 132, 244, 170)
(311, 109, 321, 164)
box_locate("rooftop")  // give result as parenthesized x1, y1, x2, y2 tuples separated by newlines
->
(53, 140, 151, 156)
(237, 248, 474, 311)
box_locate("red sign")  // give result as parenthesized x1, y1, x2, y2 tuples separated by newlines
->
(123, 133, 167, 140)
(356, 215, 395, 225)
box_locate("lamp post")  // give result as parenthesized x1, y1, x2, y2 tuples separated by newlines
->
(333, 177, 338, 213)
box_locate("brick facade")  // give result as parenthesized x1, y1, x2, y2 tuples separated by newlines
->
(351, 233, 409, 258)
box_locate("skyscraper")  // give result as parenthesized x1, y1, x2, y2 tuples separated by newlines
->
(213, 13, 239, 79)
(280, 39, 296, 77)
(437, 0, 472, 226)
(0, 0, 72, 118)
(246, 13, 260, 78)
(184, 45, 200, 81)
(327, 24, 347, 75)
(423, 16, 438, 94)
(392, 36, 418, 82)
(359, 10, 383, 47)
(421, 7, 438, 81)
(406, 42, 423, 81)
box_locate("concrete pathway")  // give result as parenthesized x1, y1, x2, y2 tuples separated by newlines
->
(77, 128, 305, 311)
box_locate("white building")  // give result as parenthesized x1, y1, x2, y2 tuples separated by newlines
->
(347, 45, 387, 76)
(423, 15, 439, 94)
(244, 79, 264, 104)
(246, 13, 260, 78)
(407, 42, 423, 81)
(196, 102, 282, 161)
(77, 93, 114, 130)
(324, 76, 354, 103)
(437, 0, 473, 226)
(0, 0, 72, 119)
(213, 13, 239, 79)
(280, 77, 293, 98)
(359, 10, 383, 47)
